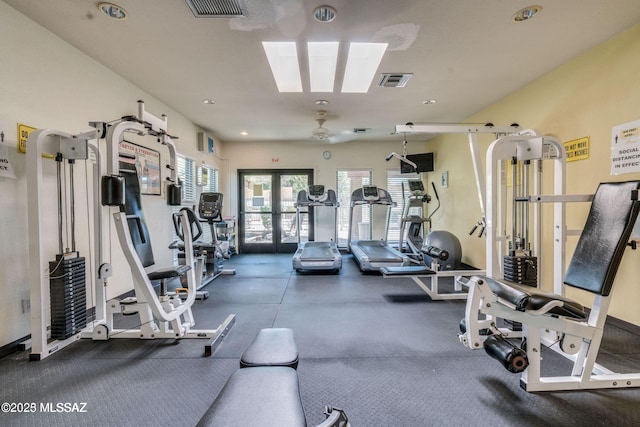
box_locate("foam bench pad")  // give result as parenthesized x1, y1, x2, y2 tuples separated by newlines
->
(197, 367, 306, 427)
(240, 328, 299, 369)
(380, 266, 435, 276)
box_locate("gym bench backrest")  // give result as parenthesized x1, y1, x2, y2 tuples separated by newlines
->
(119, 161, 156, 268)
(564, 180, 640, 296)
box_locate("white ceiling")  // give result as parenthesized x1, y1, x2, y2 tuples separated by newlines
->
(5, 0, 640, 144)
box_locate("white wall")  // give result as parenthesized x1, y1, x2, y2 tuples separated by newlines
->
(428, 23, 640, 325)
(222, 139, 428, 243)
(0, 2, 229, 348)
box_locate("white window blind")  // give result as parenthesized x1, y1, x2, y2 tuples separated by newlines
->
(386, 169, 419, 243)
(336, 170, 372, 247)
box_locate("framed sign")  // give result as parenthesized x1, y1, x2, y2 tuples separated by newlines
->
(119, 140, 161, 195)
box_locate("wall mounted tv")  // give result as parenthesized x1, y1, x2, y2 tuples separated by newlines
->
(401, 152, 434, 174)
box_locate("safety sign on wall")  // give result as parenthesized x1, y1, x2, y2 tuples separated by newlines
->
(0, 120, 17, 179)
(564, 137, 589, 162)
(611, 119, 640, 175)
(18, 123, 36, 154)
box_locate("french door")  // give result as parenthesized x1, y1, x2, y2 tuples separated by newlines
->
(238, 169, 313, 253)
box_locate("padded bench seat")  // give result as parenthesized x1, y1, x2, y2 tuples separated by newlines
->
(197, 367, 306, 427)
(240, 328, 299, 369)
(478, 275, 586, 319)
(380, 266, 435, 276)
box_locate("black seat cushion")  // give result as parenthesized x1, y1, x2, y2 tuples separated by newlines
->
(240, 328, 299, 369)
(479, 276, 586, 319)
(197, 367, 306, 427)
(146, 264, 191, 281)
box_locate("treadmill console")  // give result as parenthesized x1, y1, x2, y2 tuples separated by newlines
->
(408, 180, 425, 196)
(199, 192, 223, 221)
(362, 185, 380, 201)
(307, 185, 327, 202)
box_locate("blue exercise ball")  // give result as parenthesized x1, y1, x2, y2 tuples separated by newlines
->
(422, 231, 462, 270)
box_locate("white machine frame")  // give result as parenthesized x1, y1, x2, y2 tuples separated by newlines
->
(27, 102, 234, 360)
(27, 128, 102, 360)
(379, 124, 522, 299)
(85, 102, 234, 354)
(459, 134, 640, 391)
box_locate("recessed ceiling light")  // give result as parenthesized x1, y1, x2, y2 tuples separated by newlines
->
(98, 2, 127, 20)
(240, 131, 248, 136)
(423, 99, 437, 105)
(315, 99, 329, 106)
(512, 6, 542, 22)
(203, 99, 215, 105)
(313, 6, 337, 23)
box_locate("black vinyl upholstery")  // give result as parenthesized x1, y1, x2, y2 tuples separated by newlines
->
(481, 276, 586, 319)
(564, 181, 640, 296)
(479, 180, 640, 319)
(240, 328, 299, 369)
(197, 367, 307, 427)
(120, 162, 155, 268)
(119, 161, 191, 281)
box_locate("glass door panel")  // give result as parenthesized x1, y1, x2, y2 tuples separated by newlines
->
(238, 170, 313, 253)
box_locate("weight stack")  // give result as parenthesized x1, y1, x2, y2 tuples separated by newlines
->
(503, 255, 537, 286)
(49, 254, 87, 340)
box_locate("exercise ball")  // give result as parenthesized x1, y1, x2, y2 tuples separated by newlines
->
(422, 230, 462, 270)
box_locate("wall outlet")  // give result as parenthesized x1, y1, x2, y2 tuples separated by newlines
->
(441, 171, 449, 188)
(22, 298, 30, 313)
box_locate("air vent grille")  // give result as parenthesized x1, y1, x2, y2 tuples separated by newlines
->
(378, 73, 413, 88)
(184, 0, 246, 17)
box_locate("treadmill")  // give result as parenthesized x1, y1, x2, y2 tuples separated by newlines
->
(292, 185, 342, 272)
(348, 185, 410, 271)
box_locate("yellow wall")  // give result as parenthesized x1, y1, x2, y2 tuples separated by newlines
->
(430, 23, 640, 324)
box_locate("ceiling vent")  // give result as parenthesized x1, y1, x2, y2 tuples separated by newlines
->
(378, 73, 413, 88)
(353, 128, 371, 134)
(184, 0, 246, 17)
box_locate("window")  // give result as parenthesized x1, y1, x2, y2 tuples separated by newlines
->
(173, 154, 196, 265)
(176, 155, 196, 204)
(198, 165, 219, 193)
(386, 169, 420, 244)
(197, 165, 220, 244)
(336, 170, 372, 247)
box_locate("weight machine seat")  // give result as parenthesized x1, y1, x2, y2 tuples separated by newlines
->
(240, 328, 299, 369)
(381, 266, 435, 276)
(476, 276, 586, 319)
(147, 264, 191, 281)
(197, 367, 306, 427)
(476, 180, 640, 319)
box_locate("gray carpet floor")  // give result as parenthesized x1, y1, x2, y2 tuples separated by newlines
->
(2, 253, 640, 426)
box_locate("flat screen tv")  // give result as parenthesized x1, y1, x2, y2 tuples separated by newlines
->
(401, 152, 434, 174)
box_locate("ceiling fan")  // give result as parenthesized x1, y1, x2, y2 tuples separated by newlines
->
(311, 110, 356, 144)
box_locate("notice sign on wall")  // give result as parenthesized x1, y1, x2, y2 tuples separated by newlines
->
(564, 137, 589, 162)
(611, 119, 640, 175)
(18, 123, 36, 154)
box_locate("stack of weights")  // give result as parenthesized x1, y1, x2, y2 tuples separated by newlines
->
(49, 254, 87, 340)
(503, 251, 537, 285)
(503, 243, 537, 332)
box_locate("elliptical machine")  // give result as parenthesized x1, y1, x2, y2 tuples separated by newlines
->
(172, 192, 236, 293)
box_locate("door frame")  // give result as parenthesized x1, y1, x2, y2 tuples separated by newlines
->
(238, 169, 314, 254)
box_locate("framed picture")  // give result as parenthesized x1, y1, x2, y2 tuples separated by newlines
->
(119, 140, 161, 195)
